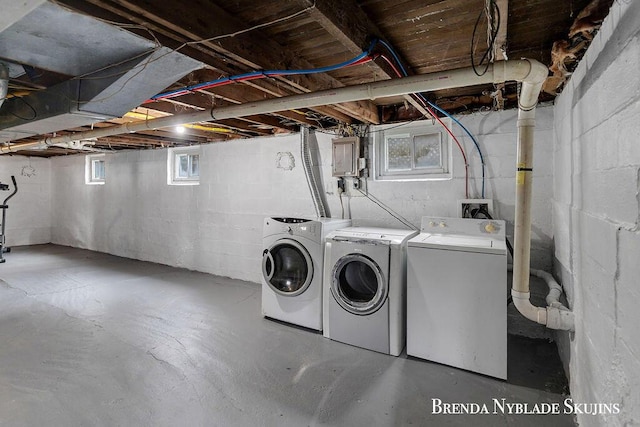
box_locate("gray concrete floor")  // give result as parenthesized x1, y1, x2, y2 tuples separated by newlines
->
(0, 245, 575, 426)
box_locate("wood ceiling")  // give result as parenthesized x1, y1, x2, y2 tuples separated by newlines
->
(2, 0, 608, 156)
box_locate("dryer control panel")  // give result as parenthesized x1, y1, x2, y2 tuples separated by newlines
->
(264, 217, 319, 240)
(271, 217, 312, 224)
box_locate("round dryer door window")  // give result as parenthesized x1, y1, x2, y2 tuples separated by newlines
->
(331, 254, 387, 315)
(262, 239, 313, 296)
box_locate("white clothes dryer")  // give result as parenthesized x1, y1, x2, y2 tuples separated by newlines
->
(261, 217, 351, 331)
(406, 217, 508, 379)
(323, 227, 418, 356)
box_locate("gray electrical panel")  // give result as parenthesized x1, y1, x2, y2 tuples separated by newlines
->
(332, 137, 360, 177)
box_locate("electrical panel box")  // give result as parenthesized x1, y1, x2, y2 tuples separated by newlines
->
(332, 137, 360, 177)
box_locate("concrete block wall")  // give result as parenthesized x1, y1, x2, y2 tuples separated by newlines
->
(552, 1, 640, 426)
(51, 106, 554, 283)
(0, 156, 51, 246)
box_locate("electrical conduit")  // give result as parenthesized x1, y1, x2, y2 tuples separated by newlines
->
(300, 125, 327, 218)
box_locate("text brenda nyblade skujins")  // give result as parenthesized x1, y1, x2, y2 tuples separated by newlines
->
(431, 398, 621, 416)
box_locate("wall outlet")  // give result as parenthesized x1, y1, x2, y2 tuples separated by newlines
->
(458, 199, 493, 219)
(347, 177, 367, 197)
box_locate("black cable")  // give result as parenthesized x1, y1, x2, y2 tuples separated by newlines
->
(470, 0, 501, 77)
(357, 188, 418, 230)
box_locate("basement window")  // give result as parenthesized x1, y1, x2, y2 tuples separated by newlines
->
(373, 120, 452, 181)
(168, 146, 200, 185)
(85, 154, 105, 185)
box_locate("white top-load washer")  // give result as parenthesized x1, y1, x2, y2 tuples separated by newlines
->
(261, 217, 351, 331)
(406, 216, 508, 379)
(323, 227, 419, 356)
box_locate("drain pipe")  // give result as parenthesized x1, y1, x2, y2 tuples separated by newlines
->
(0, 62, 8, 111)
(508, 266, 571, 321)
(530, 268, 564, 307)
(300, 125, 328, 218)
(511, 64, 575, 331)
(1, 59, 550, 154)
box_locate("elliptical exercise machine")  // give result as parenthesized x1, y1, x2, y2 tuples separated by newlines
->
(0, 176, 18, 263)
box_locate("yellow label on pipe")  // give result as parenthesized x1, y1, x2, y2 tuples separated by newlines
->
(517, 171, 525, 185)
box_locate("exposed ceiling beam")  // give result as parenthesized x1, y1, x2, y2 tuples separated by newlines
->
(139, 102, 274, 137)
(294, 0, 432, 117)
(494, 0, 509, 60)
(54, 0, 352, 125)
(58, 0, 379, 125)
(160, 69, 347, 128)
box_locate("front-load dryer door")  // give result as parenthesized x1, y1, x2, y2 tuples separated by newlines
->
(263, 238, 313, 296)
(330, 243, 389, 315)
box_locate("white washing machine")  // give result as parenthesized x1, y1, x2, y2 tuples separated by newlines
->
(261, 217, 351, 331)
(323, 227, 419, 356)
(406, 216, 508, 379)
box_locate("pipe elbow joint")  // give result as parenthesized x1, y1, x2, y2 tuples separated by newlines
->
(545, 288, 563, 306)
(546, 306, 575, 331)
(511, 290, 547, 325)
(521, 59, 549, 85)
(512, 290, 575, 331)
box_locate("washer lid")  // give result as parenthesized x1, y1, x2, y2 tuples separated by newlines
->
(408, 233, 506, 254)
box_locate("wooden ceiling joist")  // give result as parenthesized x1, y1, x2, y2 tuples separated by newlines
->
(59, 0, 380, 125)
(294, 0, 432, 117)
(2, 0, 599, 157)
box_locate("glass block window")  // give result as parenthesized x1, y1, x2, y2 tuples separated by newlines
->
(414, 133, 442, 169)
(386, 135, 412, 171)
(375, 120, 451, 181)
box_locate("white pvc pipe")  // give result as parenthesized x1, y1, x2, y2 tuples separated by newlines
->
(530, 268, 563, 306)
(510, 59, 575, 331)
(508, 265, 574, 330)
(1, 59, 545, 153)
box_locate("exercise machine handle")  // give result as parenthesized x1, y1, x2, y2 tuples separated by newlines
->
(2, 176, 17, 205)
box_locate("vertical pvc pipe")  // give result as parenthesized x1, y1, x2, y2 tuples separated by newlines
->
(513, 110, 535, 295)
(511, 107, 548, 325)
